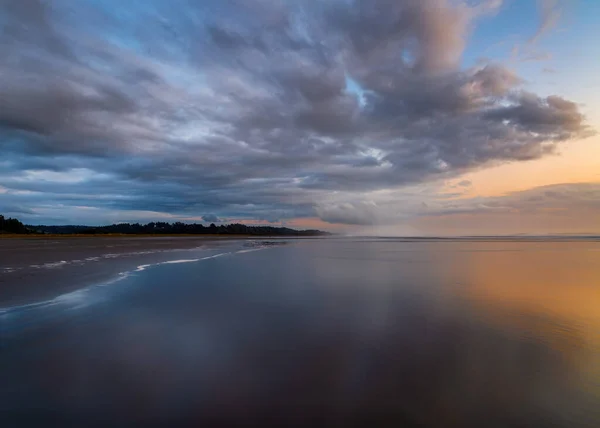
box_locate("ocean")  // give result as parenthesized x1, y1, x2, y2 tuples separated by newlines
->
(1, 237, 599, 426)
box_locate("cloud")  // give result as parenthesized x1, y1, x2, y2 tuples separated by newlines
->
(426, 183, 600, 217)
(315, 201, 383, 226)
(484, 93, 587, 141)
(201, 214, 221, 223)
(509, 0, 561, 64)
(414, 182, 600, 234)
(314, 182, 600, 233)
(520, 51, 552, 62)
(530, 0, 562, 45)
(0, 0, 591, 226)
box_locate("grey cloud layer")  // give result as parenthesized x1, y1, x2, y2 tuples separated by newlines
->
(316, 182, 600, 228)
(0, 0, 591, 224)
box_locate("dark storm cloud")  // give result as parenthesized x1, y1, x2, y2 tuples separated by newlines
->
(0, 0, 591, 224)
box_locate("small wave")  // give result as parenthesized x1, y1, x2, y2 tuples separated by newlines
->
(200, 252, 229, 260)
(134, 264, 152, 272)
(162, 259, 202, 264)
(244, 240, 286, 248)
(12, 246, 218, 274)
(132, 252, 231, 273)
(0, 245, 275, 318)
(0, 299, 53, 315)
(29, 260, 69, 269)
(102, 253, 121, 259)
(237, 248, 266, 254)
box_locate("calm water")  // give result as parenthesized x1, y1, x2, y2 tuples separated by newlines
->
(1, 239, 600, 426)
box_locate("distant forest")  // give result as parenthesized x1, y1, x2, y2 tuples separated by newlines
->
(0, 215, 329, 237)
(0, 215, 30, 234)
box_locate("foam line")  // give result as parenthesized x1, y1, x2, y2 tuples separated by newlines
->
(0, 246, 272, 316)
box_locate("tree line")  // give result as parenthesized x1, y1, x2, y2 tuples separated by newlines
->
(0, 215, 30, 234)
(9, 218, 329, 236)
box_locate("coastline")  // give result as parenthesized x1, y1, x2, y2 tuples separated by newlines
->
(0, 234, 291, 239)
(0, 236, 257, 307)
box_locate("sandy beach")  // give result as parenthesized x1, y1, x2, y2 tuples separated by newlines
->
(0, 236, 246, 307)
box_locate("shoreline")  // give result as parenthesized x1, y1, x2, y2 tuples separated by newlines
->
(0, 236, 254, 307)
(0, 244, 274, 320)
(0, 234, 303, 239)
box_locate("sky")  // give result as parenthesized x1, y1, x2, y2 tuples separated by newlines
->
(0, 0, 598, 235)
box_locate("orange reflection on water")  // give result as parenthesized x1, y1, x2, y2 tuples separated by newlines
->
(451, 241, 600, 400)
(457, 243, 599, 329)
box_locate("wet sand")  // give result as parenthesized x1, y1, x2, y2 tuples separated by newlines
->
(0, 237, 245, 307)
(2, 239, 599, 426)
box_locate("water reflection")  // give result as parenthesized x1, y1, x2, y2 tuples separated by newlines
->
(1, 240, 599, 426)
